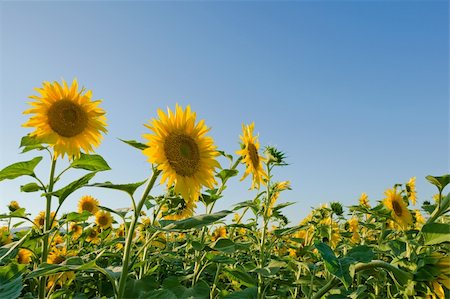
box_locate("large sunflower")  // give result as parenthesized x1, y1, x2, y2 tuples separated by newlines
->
(143, 104, 220, 203)
(236, 123, 268, 189)
(23, 79, 107, 159)
(383, 188, 413, 230)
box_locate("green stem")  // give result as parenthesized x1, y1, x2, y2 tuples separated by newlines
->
(258, 163, 271, 299)
(117, 169, 161, 299)
(38, 158, 57, 299)
(210, 264, 222, 299)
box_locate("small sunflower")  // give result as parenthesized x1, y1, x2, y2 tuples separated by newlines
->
(17, 248, 33, 264)
(78, 195, 99, 214)
(115, 224, 126, 238)
(86, 227, 100, 244)
(211, 226, 227, 241)
(406, 177, 417, 205)
(359, 193, 370, 207)
(23, 79, 107, 159)
(69, 223, 82, 240)
(383, 188, 413, 230)
(34, 211, 57, 229)
(414, 209, 426, 229)
(348, 217, 360, 244)
(95, 210, 113, 229)
(162, 196, 196, 221)
(266, 181, 291, 216)
(0, 226, 12, 246)
(236, 123, 268, 189)
(8, 201, 20, 212)
(143, 104, 220, 203)
(320, 217, 341, 249)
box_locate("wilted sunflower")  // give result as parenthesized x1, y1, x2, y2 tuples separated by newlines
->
(383, 188, 412, 230)
(78, 195, 99, 214)
(23, 79, 107, 159)
(143, 104, 220, 203)
(95, 210, 112, 229)
(17, 248, 33, 264)
(236, 123, 268, 189)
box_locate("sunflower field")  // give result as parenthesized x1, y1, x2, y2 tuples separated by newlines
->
(0, 79, 449, 299)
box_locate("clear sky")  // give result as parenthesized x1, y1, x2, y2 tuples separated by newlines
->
(0, 1, 448, 225)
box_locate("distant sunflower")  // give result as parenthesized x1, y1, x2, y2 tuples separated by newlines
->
(47, 247, 75, 289)
(23, 79, 107, 159)
(267, 181, 291, 216)
(143, 104, 220, 202)
(359, 193, 370, 207)
(34, 211, 57, 229)
(17, 248, 33, 264)
(86, 227, 100, 244)
(69, 223, 82, 240)
(162, 196, 196, 221)
(0, 226, 12, 246)
(78, 195, 99, 214)
(95, 210, 112, 229)
(236, 123, 268, 189)
(211, 226, 227, 241)
(406, 177, 417, 205)
(8, 201, 20, 212)
(383, 188, 412, 230)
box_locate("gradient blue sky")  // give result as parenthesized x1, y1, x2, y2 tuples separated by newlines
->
(0, 1, 448, 224)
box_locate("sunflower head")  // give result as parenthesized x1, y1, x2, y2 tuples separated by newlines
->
(69, 223, 82, 240)
(8, 201, 20, 212)
(406, 177, 417, 205)
(359, 193, 370, 207)
(161, 194, 196, 221)
(86, 227, 100, 244)
(17, 248, 33, 264)
(143, 104, 220, 203)
(95, 210, 112, 229)
(211, 226, 227, 241)
(34, 211, 57, 229)
(0, 226, 12, 246)
(383, 188, 413, 230)
(236, 123, 268, 189)
(23, 79, 107, 159)
(78, 195, 99, 214)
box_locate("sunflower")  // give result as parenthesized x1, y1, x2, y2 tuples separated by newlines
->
(406, 177, 417, 205)
(34, 211, 57, 229)
(23, 79, 107, 159)
(414, 209, 426, 229)
(211, 226, 227, 241)
(162, 196, 196, 220)
(348, 217, 360, 244)
(8, 201, 20, 212)
(320, 217, 341, 249)
(17, 248, 33, 264)
(85, 227, 100, 244)
(266, 181, 291, 216)
(359, 192, 370, 207)
(69, 223, 82, 240)
(143, 104, 220, 203)
(236, 123, 268, 189)
(0, 226, 12, 246)
(383, 188, 413, 230)
(47, 247, 75, 289)
(78, 195, 99, 214)
(95, 210, 112, 229)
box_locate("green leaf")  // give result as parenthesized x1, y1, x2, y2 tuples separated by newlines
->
(346, 245, 374, 263)
(212, 238, 236, 254)
(63, 211, 92, 222)
(70, 153, 111, 172)
(205, 253, 236, 264)
(315, 242, 352, 288)
(51, 172, 96, 205)
(216, 169, 238, 183)
(0, 264, 26, 299)
(164, 210, 232, 230)
(225, 267, 257, 287)
(124, 277, 159, 299)
(426, 175, 450, 192)
(89, 180, 146, 197)
(422, 222, 450, 245)
(19, 135, 46, 153)
(119, 139, 148, 150)
(20, 182, 43, 193)
(223, 287, 257, 299)
(0, 157, 42, 182)
(180, 280, 210, 299)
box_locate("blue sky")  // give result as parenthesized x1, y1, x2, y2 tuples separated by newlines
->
(0, 1, 448, 225)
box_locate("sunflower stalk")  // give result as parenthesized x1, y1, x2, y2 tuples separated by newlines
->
(38, 158, 57, 299)
(117, 168, 161, 299)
